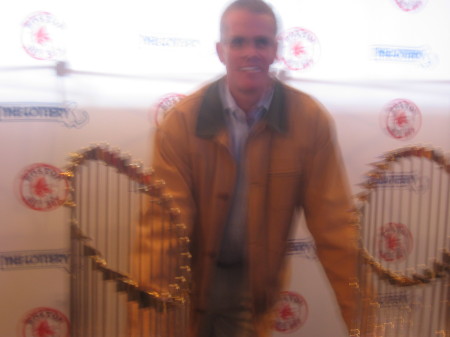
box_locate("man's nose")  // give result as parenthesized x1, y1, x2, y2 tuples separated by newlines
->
(243, 42, 260, 57)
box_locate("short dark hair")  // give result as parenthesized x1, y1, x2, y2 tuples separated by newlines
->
(220, 0, 278, 38)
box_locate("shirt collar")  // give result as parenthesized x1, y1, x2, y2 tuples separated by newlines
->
(219, 78, 274, 118)
(195, 77, 288, 139)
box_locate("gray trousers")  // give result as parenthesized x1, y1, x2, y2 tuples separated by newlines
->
(198, 264, 256, 337)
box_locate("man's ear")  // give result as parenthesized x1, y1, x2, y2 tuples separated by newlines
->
(216, 42, 225, 64)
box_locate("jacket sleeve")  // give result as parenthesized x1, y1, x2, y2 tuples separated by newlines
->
(132, 107, 196, 301)
(301, 105, 359, 332)
(127, 107, 195, 337)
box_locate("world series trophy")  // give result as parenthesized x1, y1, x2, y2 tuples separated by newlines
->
(62, 145, 191, 337)
(353, 146, 450, 337)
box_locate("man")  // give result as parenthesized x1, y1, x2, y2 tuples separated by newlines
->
(141, 0, 358, 336)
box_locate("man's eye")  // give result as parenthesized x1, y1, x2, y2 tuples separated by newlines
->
(255, 37, 269, 48)
(230, 37, 245, 48)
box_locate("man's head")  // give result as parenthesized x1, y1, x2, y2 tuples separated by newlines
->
(219, 0, 278, 39)
(216, 0, 278, 97)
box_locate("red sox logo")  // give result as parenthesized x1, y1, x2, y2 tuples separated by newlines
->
(21, 12, 65, 60)
(152, 93, 186, 126)
(273, 291, 308, 333)
(382, 99, 422, 140)
(277, 27, 320, 71)
(22, 307, 69, 337)
(19, 163, 68, 211)
(378, 222, 413, 262)
(393, 0, 427, 12)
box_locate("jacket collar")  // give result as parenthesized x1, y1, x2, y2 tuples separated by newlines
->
(195, 77, 287, 138)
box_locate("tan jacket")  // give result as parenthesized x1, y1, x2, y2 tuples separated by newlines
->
(149, 78, 358, 336)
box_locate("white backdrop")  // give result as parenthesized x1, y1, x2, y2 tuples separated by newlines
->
(0, 0, 449, 336)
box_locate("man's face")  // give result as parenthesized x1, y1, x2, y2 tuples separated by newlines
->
(216, 9, 278, 95)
